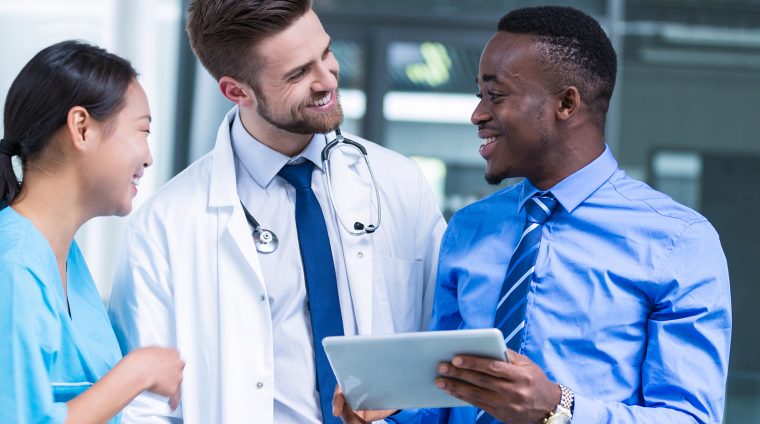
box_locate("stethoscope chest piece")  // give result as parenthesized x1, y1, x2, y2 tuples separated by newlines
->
(253, 228, 278, 254)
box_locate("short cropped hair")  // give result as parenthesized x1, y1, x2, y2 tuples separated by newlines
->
(498, 6, 617, 129)
(186, 0, 311, 87)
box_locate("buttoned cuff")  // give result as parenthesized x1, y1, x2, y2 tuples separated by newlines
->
(570, 392, 600, 423)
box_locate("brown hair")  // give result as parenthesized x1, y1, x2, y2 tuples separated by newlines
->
(186, 0, 312, 88)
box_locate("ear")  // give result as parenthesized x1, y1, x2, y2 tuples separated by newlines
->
(65, 106, 95, 152)
(555, 86, 581, 122)
(219, 76, 255, 107)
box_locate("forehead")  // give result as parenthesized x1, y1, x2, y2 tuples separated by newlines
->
(478, 32, 538, 83)
(122, 81, 149, 114)
(255, 9, 329, 73)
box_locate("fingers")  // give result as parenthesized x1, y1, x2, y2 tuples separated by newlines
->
(434, 376, 500, 411)
(444, 355, 515, 380)
(332, 385, 345, 418)
(168, 387, 181, 411)
(332, 387, 368, 424)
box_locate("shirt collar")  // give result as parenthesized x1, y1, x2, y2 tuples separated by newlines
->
(230, 110, 328, 188)
(519, 145, 618, 214)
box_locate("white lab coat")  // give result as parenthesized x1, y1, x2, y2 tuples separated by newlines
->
(108, 108, 446, 424)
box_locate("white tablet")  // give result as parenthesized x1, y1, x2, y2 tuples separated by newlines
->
(322, 328, 507, 410)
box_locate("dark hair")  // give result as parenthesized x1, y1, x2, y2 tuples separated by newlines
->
(498, 6, 617, 129)
(0, 40, 136, 204)
(186, 0, 312, 88)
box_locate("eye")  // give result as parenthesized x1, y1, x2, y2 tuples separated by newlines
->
(289, 67, 308, 81)
(322, 47, 333, 60)
(475, 91, 483, 99)
(488, 91, 504, 102)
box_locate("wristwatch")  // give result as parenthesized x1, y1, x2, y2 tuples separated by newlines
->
(542, 384, 574, 424)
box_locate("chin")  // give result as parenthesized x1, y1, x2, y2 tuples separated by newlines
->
(485, 167, 512, 185)
(112, 202, 133, 217)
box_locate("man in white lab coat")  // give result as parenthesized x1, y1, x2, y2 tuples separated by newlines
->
(107, 0, 446, 423)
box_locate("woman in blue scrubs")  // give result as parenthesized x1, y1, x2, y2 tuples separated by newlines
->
(0, 41, 184, 423)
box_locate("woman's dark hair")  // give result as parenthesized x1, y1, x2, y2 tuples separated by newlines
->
(0, 40, 137, 204)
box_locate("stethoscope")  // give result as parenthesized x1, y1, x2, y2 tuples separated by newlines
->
(241, 127, 382, 254)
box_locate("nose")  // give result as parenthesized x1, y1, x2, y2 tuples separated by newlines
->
(471, 99, 491, 126)
(312, 54, 339, 93)
(144, 147, 154, 169)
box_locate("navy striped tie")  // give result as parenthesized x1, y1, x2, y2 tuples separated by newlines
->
(278, 161, 343, 424)
(476, 193, 558, 424)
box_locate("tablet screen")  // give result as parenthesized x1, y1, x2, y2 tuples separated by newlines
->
(323, 328, 507, 410)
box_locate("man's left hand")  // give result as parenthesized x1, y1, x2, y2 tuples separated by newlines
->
(435, 349, 561, 424)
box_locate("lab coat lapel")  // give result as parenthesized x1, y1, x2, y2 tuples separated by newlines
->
(326, 140, 376, 335)
(209, 108, 266, 288)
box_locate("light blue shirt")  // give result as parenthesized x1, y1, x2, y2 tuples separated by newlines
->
(0, 206, 122, 423)
(389, 147, 731, 424)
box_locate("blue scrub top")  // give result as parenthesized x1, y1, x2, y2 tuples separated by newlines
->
(0, 206, 122, 423)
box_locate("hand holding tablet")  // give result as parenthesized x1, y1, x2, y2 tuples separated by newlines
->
(322, 328, 507, 410)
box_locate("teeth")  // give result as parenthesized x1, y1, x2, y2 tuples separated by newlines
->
(481, 136, 499, 145)
(310, 92, 331, 107)
(132, 177, 140, 186)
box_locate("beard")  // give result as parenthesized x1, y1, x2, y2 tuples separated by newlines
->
(254, 86, 344, 135)
(485, 170, 509, 185)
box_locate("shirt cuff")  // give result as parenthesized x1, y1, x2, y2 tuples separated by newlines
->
(571, 392, 600, 423)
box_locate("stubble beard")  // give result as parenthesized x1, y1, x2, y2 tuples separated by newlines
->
(255, 86, 344, 135)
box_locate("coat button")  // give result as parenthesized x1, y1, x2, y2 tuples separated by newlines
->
(357, 251, 364, 259)
(260, 295, 266, 302)
(257, 382, 264, 389)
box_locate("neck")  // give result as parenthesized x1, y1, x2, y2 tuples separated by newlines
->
(11, 169, 88, 270)
(531, 134, 605, 191)
(239, 106, 313, 157)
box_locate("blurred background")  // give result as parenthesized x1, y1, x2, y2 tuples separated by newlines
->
(1, 0, 758, 421)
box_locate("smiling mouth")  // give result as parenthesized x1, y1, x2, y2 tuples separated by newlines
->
(131, 176, 141, 187)
(479, 136, 499, 151)
(308, 92, 332, 107)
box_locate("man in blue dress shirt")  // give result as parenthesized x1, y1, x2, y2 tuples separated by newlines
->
(336, 5, 731, 424)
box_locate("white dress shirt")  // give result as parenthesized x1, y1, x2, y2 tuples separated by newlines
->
(230, 112, 357, 423)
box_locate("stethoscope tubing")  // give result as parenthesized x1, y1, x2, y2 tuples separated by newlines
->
(241, 127, 381, 253)
(322, 127, 382, 236)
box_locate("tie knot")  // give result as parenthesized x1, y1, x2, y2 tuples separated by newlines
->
(525, 193, 558, 224)
(278, 161, 315, 190)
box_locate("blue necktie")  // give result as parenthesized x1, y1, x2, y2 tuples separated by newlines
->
(476, 193, 558, 424)
(278, 161, 343, 424)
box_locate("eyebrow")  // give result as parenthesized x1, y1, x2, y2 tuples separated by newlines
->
(476, 74, 500, 84)
(284, 38, 333, 79)
(137, 115, 152, 123)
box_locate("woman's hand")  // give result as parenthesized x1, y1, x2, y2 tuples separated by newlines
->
(124, 347, 185, 409)
(65, 346, 185, 423)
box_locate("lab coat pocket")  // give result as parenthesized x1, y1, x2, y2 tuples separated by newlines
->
(51, 381, 93, 402)
(373, 255, 425, 333)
